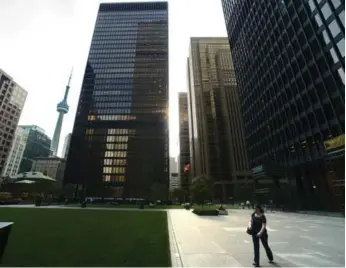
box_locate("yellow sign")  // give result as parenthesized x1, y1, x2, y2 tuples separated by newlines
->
(324, 135, 345, 151)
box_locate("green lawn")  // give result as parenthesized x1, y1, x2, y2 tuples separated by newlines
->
(0, 208, 171, 267)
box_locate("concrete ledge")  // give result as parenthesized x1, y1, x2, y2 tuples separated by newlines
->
(167, 212, 183, 267)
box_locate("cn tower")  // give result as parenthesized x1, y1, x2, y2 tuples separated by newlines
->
(50, 70, 73, 156)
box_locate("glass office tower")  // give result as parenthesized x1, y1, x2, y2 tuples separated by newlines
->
(222, 0, 344, 210)
(64, 2, 169, 199)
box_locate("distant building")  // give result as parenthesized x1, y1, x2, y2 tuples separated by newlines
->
(178, 92, 190, 193)
(169, 157, 177, 174)
(18, 125, 51, 173)
(170, 172, 180, 190)
(2, 126, 28, 177)
(61, 133, 71, 159)
(32, 156, 66, 187)
(0, 69, 27, 175)
(187, 37, 252, 201)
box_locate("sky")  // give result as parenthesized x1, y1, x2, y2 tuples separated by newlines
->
(0, 0, 227, 158)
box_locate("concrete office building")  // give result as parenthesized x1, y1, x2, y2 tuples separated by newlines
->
(64, 2, 169, 199)
(187, 37, 252, 201)
(18, 125, 51, 173)
(178, 92, 191, 193)
(222, 0, 345, 210)
(0, 69, 27, 175)
(2, 126, 28, 177)
(32, 156, 66, 187)
(61, 133, 71, 159)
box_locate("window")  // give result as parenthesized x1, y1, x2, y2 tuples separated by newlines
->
(308, 0, 315, 12)
(339, 11, 345, 27)
(321, 3, 332, 20)
(331, 0, 341, 9)
(337, 38, 345, 57)
(337, 68, 345, 84)
(330, 47, 339, 63)
(328, 20, 341, 38)
(322, 30, 330, 44)
(314, 13, 323, 27)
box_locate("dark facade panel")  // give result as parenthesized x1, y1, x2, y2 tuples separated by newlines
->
(64, 2, 169, 199)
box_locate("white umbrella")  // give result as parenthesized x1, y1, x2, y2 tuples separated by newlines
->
(15, 180, 35, 184)
(14, 172, 56, 183)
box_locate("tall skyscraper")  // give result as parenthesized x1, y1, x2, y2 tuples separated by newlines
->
(0, 69, 27, 175)
(61, 133, 71, 159)
(178, 92, 190, 193)
(222, 0, 344, 210)
(187, 37, 252, 201)
(2, 126, 28, 177)
(64, 2, 169, 199)
(18, 125, 51, 173)
(51, 71, 72, 156)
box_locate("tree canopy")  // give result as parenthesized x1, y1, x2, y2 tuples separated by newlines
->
(190, 175, 214, 205)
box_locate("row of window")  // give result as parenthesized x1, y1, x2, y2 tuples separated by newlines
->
(89, 58, 165, 65)
(91, 39, 166, 46)
(86, 115, 137, 121)
(103, 158, 127, 166)
(104, 151, 127, 158)
(103, 175, 125, 183)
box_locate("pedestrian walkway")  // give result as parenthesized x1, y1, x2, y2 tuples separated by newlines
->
(167, 209, 345, 267)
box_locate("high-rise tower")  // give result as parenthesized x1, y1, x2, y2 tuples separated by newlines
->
(51, 70, 72, 156)
(64, 2, 169, 199)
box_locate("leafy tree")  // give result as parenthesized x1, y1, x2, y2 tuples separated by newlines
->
(190, 175, 214, 207)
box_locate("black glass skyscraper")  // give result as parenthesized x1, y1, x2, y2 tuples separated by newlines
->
(222, 0, 344, 210)
(64, 2, 169, 199)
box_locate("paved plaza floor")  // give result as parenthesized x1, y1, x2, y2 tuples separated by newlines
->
(168, 209, 345, 267)
(2, 205, 344, 267)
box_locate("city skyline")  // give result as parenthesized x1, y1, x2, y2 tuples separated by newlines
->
(0, 0, 227, 157)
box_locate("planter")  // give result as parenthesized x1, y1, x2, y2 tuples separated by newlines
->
(218, 209, 228, 215)
(193, 209, 219, 216)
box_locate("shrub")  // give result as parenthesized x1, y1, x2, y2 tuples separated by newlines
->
(193, 209, 219, 216)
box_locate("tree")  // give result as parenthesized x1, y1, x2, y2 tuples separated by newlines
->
(190, 175, 214, 206)
(149, 183, 167, 202)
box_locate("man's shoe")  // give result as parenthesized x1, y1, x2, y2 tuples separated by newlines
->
(269, 260, 274, 264)
(253, 263, 260, 267)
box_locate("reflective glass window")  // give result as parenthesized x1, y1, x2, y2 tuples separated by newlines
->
(322, 30, 330, 44)
(328, 20, 341, 38)
(331, 0, 341, 9)
(330, 47, 339, 63)
(314, 13, 323, 27)
(337, 38, 345, 57)
(337, 68, 345, 84)
(339, 11, 345, 27)
(321, 3, 332, 20)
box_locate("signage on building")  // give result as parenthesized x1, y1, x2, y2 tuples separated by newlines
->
(324, 135, 345, 151)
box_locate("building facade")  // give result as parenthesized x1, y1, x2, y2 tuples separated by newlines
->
(187, 37, 252, 201)
(18, 125, 51, 173)
(64, 2, 169, 199)
(178, 92, 191, 193)
(32, 157, 66, 187)
(2, 126, 28, 177)
(62, 133, 71, 159)
(169, 172, 180, 190)
(222, 0, 345, 210)
(0, 69, 27, 175)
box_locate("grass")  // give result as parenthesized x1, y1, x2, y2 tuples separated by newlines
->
(0, 208, 171, 267)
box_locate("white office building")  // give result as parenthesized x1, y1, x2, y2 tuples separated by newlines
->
(2, 126, 28, 177)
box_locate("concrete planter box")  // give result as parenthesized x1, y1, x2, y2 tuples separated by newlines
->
(218, 209, 228, 215)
